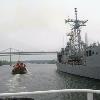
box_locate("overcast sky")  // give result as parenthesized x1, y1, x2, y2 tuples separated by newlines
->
(0, 0, 100, 52)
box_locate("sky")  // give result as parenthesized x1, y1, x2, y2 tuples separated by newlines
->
(0, 0, 100, 52)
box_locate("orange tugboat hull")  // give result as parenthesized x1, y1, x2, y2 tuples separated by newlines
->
(12, 67, 27, 75)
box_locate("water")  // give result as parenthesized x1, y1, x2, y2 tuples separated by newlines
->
(0, 64, 100, 100)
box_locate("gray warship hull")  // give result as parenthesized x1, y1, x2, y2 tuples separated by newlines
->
(57, 63, 100, 80)
(57, 8, 100, 80)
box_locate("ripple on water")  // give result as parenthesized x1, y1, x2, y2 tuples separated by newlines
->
(1, 64, 100, 100)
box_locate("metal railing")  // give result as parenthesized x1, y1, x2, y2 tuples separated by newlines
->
(0, 89, 100, 100)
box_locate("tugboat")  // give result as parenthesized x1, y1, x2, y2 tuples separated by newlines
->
(57, 8, 100, 80)
(12, 61, 27, 75)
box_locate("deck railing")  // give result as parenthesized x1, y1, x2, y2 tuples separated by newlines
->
(0, 89, 100, 100)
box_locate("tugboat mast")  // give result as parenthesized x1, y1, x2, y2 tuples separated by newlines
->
(65, 8, 88, 58)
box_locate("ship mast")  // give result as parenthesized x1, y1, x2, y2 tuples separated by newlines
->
(65, 8, 88, 58)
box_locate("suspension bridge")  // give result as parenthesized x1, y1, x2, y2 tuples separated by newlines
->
(0, 48, 57, 56)
(0, 48, 57, 65)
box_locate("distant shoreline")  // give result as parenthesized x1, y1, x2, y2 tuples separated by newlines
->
(0, 60, 56, 66)
(23, 60, 56, 64)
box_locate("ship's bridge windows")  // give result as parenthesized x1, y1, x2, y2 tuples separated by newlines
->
(86, 50, 92, 56)
(89, 50, 92, 56)
(86, 50, 98, 57)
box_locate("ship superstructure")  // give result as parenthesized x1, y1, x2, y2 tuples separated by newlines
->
(57, 8, 100, 79)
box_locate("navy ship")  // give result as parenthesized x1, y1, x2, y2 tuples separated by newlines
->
(57, 8, 100, 79)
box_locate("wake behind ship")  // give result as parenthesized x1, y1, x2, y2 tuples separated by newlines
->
(57, 8, 100, 80)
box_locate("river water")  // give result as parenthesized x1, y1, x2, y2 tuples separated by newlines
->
(0, 64, 100, 100)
